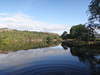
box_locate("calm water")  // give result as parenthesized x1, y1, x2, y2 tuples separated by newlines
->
(0, 42, 100, 75)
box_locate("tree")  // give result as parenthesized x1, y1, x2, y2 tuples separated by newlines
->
(61, 31, 68, 40)
(70, 24, 95, 41)
(88, 0, 100, 29)
(70, 24, 88, 40)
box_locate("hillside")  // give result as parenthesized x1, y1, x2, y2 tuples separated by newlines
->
(0, 28, 61, 44)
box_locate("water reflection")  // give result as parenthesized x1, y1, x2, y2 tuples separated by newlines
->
(62, 42, 100, 75)
(0, 41, 100, 75)
(0, 41, 60, 54)
(61, 42, 68, 50)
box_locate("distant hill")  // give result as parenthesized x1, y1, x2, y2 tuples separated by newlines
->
(0, 28, 13, 32)
(0, 28, 59, 35)
(0, 28, 61, 44)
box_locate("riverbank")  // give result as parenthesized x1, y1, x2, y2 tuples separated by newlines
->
(62, 39, 100, 48)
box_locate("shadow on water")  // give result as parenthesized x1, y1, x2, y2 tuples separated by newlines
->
(61, 41, 100, 75)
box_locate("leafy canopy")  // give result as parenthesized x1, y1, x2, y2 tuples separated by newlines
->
(88, 0, 100, 29)
(70, 24, 95, 41)
(70, 24, 87, 38)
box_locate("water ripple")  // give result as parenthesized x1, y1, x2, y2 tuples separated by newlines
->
(5, 60, 91, 75)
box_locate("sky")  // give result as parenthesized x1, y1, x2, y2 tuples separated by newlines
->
(0, 0, 92, 35)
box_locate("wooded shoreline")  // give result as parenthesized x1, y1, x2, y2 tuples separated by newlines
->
(62, 39, 100, 48)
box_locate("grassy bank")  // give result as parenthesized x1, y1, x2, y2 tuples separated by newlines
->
(0, 28, 61, 44)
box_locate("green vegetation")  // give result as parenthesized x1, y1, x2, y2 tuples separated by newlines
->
(0, 28, 61, 53)
(88, 0, 100, 29)
(70, 24, 88, 40)
(61, 24, 95, 41)
(61, 24, 100, 46)
(0, 28, 61, 44)
(70, 24, 95, 41)
(61, 31, 68, 40)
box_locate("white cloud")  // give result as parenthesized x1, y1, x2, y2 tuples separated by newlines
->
(0, 13, 7, 16)
(0, 13, 69, 34)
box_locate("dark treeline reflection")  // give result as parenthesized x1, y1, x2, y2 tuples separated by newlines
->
(0, 41, 60, 54)
(61, 42, 100, 75)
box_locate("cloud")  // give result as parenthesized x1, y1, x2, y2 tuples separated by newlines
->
(0, 13, 7, 16)
(0, 13, 69, 34)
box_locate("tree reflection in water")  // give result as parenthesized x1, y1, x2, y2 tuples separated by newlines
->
(0, 41, 60, 54)
(61, 42, 100, 75)
(61, 42, 68, 50)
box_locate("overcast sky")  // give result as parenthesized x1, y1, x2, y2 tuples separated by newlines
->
(0, 0, 91, 34)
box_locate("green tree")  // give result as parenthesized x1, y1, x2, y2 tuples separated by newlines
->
(61, 31, 68, 40)
(88, 0, 100, 29)
(70, 24, 87, 39)
(70, 24, 92, 41)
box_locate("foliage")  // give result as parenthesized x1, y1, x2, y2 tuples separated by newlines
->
(87, 27, 95, 41)
(0, 29, 61, 44)
(61, 31, 68, 40)
(88, 0, 100, 29)
(70, 24, 96, 41)
(66, 34, 73, 39)
(61, 24, 95, 41)
(70, 24, 89, 41)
